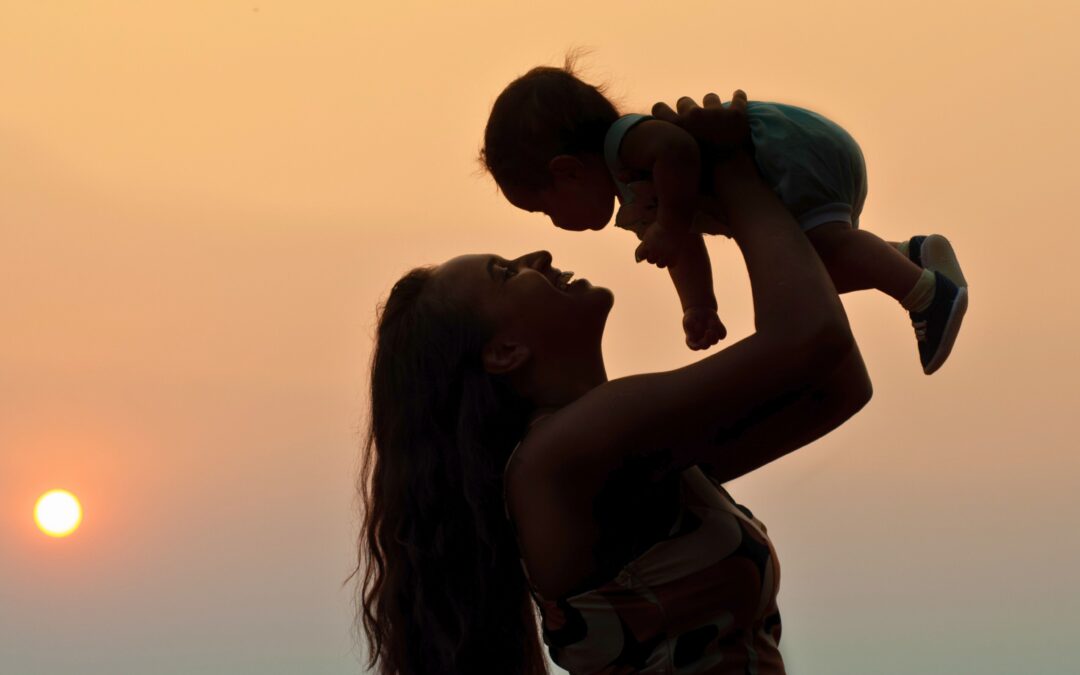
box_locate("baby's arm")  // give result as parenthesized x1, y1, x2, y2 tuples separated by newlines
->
(670, 234, 727, 349)
(620, 120, 701, 266)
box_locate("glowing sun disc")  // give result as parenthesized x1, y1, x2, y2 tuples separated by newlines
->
(34, 489, 82, 537)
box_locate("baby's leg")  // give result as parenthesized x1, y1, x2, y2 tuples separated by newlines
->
(808, 221, 968, 374)
(805, 221, 923, 300)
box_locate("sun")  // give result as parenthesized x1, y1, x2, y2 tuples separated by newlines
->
(34, 489, 83, 538)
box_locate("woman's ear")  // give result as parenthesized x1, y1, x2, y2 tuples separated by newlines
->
(548, 155, 584, 179)
(482, 337, 531, 375)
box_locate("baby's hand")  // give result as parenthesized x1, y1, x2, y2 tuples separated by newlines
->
(615, 180, 659, 234)
(635, 222, 689, 269)
(683, 306, 727, 350)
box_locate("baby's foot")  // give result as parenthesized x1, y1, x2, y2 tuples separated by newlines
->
(906, 234, 967, 287)
(910, 271, 968, 374)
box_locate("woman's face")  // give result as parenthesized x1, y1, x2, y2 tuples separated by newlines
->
(434, 250, 613, 366)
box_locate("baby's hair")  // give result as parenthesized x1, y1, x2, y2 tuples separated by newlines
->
(480, 54, 619, 193)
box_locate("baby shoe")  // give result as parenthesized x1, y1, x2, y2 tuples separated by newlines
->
(906, 234, 968, 287)
(910, 271, 968, 374)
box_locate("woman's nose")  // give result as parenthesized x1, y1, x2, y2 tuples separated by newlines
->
(511, 250, 551, 271)
(525, 250, 552, 270)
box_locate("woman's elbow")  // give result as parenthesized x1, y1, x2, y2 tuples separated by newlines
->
(796, 316, 857, 379)
(828, 339, 873, 420)
(853, 365, 873, 409)
(843, 367, 873, 420)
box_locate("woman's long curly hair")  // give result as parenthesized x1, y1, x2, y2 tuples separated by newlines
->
(356, 267, 548, 675)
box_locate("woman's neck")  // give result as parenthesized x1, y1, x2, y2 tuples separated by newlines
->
(513, 349, 607, 414)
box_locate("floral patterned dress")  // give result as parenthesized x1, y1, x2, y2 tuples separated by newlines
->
(507, 465, 785, 674)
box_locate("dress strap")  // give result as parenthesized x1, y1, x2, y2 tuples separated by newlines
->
(502, 413, 553, 478)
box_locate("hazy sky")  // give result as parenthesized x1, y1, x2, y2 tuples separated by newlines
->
(2, 1, 1078, 673)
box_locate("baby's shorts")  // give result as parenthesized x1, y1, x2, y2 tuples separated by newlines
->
(746, 102, 869, 232)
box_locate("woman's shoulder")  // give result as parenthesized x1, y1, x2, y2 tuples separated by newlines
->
(502, 414, 609, 598)
(504, 380, 649, 492)
(506, 366, 705, 502)
(503, 408, 583, 501)
(504, 407, 686, 598)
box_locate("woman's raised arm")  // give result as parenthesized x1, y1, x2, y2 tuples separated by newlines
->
(512, 94, 871, 504)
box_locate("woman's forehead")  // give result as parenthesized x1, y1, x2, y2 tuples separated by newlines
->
(439, 253, 497, 281)
(434, 253, 505, 299)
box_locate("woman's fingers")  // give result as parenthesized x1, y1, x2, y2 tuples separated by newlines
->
(651, 101, 676, 123)
(651, 89, 751, 148)
(654, 90, 747, 121)
(728, 89, 747, 112)
(676, 96, 701, 115)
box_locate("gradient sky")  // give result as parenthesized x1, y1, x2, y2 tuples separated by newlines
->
(2, 1, 1078, 673)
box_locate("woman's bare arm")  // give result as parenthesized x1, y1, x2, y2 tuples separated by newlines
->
(506, 129, 869, 595)
(684, 344, 871, 485)
(529, 145, 861, 478)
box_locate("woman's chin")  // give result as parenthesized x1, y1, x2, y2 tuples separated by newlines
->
(587, 285, 615, 315)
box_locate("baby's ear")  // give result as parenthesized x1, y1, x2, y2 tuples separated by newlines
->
(482, 338, 531, 375)
(548, 155, 585, 179)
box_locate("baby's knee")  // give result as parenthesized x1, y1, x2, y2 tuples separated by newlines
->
(805, 221, 856, 253)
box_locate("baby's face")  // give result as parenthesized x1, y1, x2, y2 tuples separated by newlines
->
(542, 174, 616, 232)
(505, 159, 615, 232)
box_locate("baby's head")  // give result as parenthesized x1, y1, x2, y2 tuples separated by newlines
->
(481, 64, 619, 232)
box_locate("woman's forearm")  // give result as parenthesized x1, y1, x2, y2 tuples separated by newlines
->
(695, 345, 872, 484)
(714, 153, 850, 347)
(532, 130, 864, 492)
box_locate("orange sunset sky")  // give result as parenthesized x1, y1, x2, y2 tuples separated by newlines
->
(2, 1, 1078, 673)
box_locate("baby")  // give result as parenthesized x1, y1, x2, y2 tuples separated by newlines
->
(481, 65, 968, 374)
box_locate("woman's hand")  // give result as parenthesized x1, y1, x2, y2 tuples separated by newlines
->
(652, 91, 757, 217)
(651, 90, 751, 153)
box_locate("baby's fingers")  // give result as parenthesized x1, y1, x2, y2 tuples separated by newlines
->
(688, 331, 719, 351)
(711, 319, 728, 341)
(635, 242, 666, 267)
(635, 243, 660, 265)
(686, 332, 715, 350)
